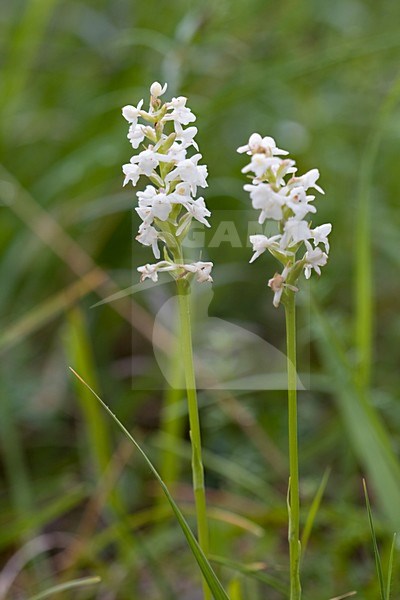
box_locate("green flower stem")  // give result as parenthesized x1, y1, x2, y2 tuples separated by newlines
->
(176, 277, 211, 600)
(284, 290, 301, 600)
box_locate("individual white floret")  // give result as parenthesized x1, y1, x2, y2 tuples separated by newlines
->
(249, 234, 282, 263)
(310, 223, 332, 252)
(280, 218, 312, 249)
(185, 197, 211, 227)
(268, 266, 297, 308)
(244, 183, 285, 222)
(137, 260, 175, 282)
(242, 154, 281, 178)
(174, 122, 199, 150)
(285, 187, 317, 220)
(183, 261, 213, 283)
(288, 168, 324, 194)
(237, 133, 289, 157)
(159, 141, 188, 164)
(130, 148, 161, 177)
(122, 99, 144, 125)
(136, 223, 160, 259)
(165, 154, 208, 195)
(303, 240, 328, 278)
(122, 163, 141, 187)
(127, 124, 146, 150)
(137, 186, 173, 222)
(165, 96, 196, 125)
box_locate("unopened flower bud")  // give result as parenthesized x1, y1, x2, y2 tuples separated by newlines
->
(150, 81, 167, 98)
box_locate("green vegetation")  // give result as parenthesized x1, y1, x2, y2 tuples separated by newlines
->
(1, 1, 400, 598)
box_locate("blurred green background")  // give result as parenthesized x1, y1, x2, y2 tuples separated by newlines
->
(1, 0, 400, 598)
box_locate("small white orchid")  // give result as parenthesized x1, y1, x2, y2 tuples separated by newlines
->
(136, 223, 160, 259)
(174, 122, 199, 150)
(122, 82, 213, 286)
(286, 187, 317, 220)
(137, 260, 175, 282)
(130, 148, 161, 177)
(244, 183, 285, 222)
(127, 124, 146, 150)
(280, 218, 311, 248)
(185, 197, 211, 228)
(124, 85, 212, 574)
(166, 154, 208, 195)
(122, 163, 141, 187)
(122, 99, 144, 125)
(136, 185, 172, 221)
(238, 132, 331, 307)
(159, 142, 187, 164)
(242, 154, 281, 178)
(183, 261, 213, 283)
(165, 96, 196, 125)
(249, 234, 282, 263)
(311, 223, 332, 252)
(268, 266, 298, 308)
(303, 241, 328, 278)
(289, 168, 324, 194)
(237, 133, 288, 157)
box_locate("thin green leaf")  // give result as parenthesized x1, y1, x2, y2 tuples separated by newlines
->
(0, 270, 104, 353)
(355, 73, 400, 391)
(69, 368, 230, 600)
(312, 296, 400, 531)
(363, 480, 385, 600)
(227, 578, 243, 600)
(386, 533, 396, 600)
(65, 307, 113, 479)
(209, 554, 288, 596)
(28, 576, 101, 600)
(301, 467, 331, 555)
(0, 486, 87, 550)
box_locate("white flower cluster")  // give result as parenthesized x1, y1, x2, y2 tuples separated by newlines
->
(238, 133, 332, 307)
(122, 82, 213, 283)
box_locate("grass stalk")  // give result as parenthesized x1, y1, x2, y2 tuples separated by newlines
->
(284, 290, 301, 600)
(176, 277, 211, 600)
(355, 72, 400, 391)
(159, 323, 185, 488)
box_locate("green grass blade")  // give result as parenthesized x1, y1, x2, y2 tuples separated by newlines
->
(156, 432, 275, 501)
(65, 307, 112, 478)
(355, 73, 400, 391)
(0, 486, 87, 551)
(386, 533, 396, 600)
(227, 577, 245, 600)
(209, 554, 288, 596)
(363, 480, 385, 600)
(0, 270, 104, 354)
(27, 576, 101, 600)
(1, 0, 59, 116)
(312, 296, 400, 530)
(301, 467, 331, 555)
(159, 312, 185, 490)
(0, 375, 34, 518)
(69, 368, 230, 600)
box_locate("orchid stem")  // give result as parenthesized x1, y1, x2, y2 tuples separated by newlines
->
(284, 290, 302, 600)
(176, 277, 211, 600)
